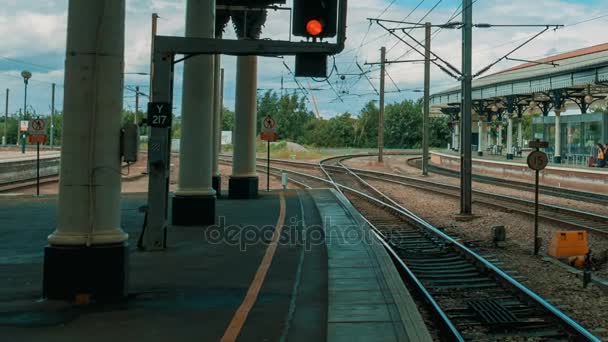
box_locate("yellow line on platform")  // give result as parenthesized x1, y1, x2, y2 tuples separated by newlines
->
(220, 193, 287, 342)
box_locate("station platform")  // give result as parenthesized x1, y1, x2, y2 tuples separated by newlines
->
(0, 189, 430, 341)
(432, 150, 608, 193)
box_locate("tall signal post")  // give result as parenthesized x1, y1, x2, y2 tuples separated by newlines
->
(460, 0, 473, 215)
(378, 46, 386, 163)
(422, 22, 431, 176)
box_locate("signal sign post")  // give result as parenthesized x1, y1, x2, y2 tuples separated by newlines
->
(29, 118, 48, 196)
(261, 116, 277, 192)
(527, 139, 549, 256)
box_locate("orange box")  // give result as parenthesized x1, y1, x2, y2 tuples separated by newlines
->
(548, 231, 589, 258)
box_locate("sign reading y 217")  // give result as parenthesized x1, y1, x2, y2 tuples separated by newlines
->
(147, 102, 173, 128)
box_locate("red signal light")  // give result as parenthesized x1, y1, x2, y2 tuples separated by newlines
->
(306, 19, 323, 36)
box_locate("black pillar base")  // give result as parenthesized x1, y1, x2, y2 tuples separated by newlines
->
(477, 151, 483, 157)
(554, 156, 562, 164)
(172, 194, 216, 226)
(212, 176, 222, 198)
(229, 176, 258, 199)
(43, 243, 128, 302)
(506, 153, 514, 160)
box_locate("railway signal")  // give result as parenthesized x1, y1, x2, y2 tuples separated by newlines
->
(528, 139, 549, 256)
(292, 0, 338, 39)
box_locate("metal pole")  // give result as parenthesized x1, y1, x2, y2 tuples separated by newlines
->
(24, 80, 28, 120)
(422, 22, 431, 176)
(534, 147, 540, 255)
(149, 13, 158, 103)
(50, 83, 55, 148)
(135, 85, 139, 124)
(3, 89, 8, 146)
(460, 0, 473, 215)
(37, 141, 40, 196)
(267, 140, 270, 192)
(22, 81, 28, 153)
(378, 46, 385, 163)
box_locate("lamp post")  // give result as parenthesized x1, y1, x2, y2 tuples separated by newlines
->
(21, 70, 32, 153)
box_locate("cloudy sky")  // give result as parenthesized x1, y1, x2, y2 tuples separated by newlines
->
(0, 0, 607, 119)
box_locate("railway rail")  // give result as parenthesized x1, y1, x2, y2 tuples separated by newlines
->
(407, 156, 608, 206)
(347, 166, 608, 235)
(317, 156, 599, 341)
(223, 154, 608, 236)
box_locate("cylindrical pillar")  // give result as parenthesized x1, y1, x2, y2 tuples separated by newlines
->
(497, 124, 503, 150)
(506, 115, 514, 160)
(517, 119, 523, 149)
(229, 55, 259, 198)
(172, 0, 216, 226)
(43, 0, 128, 301)
(212, 55, 222, 196)
(554, 111, 562, 163)
(477, 120, 486, 156)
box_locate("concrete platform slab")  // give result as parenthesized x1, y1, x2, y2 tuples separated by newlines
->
(0, 188, 432, 341)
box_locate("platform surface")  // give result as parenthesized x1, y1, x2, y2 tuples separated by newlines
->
(436, 149, 608, 173)
(0, 189, 428, 341)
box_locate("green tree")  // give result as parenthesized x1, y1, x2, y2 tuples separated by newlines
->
(384, 99, 422, 148)
(222, 107, 235, 130)
(355, 101, 379, 148)
(256, 90, 315, 143)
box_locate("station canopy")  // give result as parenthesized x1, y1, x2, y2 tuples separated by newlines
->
(431, 43, 608, 118)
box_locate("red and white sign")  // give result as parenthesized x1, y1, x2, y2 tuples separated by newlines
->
(261, 116, 277, 142)
(20, 120, 29, 132)
(28, 119, 47, 144)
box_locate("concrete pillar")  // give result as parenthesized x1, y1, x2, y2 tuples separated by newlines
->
(517, 119, 523, 149)
(506, 115, 514, 160)
(43, 0, 128, 301)
(212, 55, 222, 196)
(172, 0, 216, 226)
(229, 55, 259, 198)
(554, 111, 562, 163)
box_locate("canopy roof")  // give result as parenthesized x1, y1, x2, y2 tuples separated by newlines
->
(431, 43, 608, 107)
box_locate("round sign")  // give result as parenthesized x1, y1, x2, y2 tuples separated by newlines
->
(31, 119, 45, 131)
(263, 116, 275, 130)
(527, 151, 549, 171)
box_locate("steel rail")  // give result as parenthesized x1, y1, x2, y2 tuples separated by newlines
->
(349, 167, 608, 234)
(318, 157, 600, 341)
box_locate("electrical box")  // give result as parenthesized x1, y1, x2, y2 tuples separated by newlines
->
(121, 123, 139, 163)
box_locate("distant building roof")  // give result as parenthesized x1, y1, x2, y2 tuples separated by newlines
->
(431, 42, 608, 106)
(496, 43, 608, 75)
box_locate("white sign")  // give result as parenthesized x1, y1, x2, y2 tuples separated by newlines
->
(20, 120, 29, 132)
(261, 116, 277, 142)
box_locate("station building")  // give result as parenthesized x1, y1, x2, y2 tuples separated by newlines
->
(431, 42, 608, 165)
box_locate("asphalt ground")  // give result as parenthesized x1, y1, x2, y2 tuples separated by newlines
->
(0, 190, 327, 341)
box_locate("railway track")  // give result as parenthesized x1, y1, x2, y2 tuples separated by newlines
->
(407, 156, 608, 206)
(221, 154, 608, 236)
(347, 166, 608, 235)
(317, 156, 599, 341)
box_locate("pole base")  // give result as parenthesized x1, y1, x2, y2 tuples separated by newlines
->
(229, 176, 259, 199)
(172, 195, 216, 226)
(554, 156, 562, 164)
(506, 153, 514, 160)
(477, 151, 483, 157)
(212, 176, 222, 198)
(43, 243, 129, 302)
